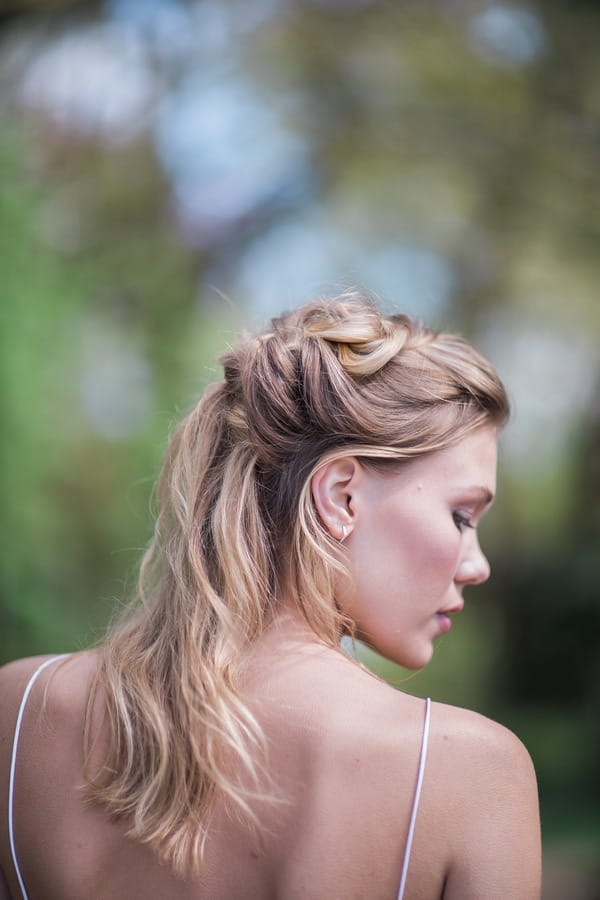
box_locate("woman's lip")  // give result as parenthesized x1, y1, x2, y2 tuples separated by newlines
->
(439, 599, 464, 615)
(436, 612, 453, 633)
(436, 601, 463, 634)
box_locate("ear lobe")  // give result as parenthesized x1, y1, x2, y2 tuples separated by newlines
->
(311, 456, 360, 540)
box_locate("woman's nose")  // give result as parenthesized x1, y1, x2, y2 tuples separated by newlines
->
(455, 538, 490, 586)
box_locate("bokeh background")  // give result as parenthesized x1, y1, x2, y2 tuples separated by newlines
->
(1, 0, 599, 896)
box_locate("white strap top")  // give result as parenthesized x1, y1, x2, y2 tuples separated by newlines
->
(8, 658, 431, 900)
(8, 654, 71, 900)
(397, 696, 431, 900)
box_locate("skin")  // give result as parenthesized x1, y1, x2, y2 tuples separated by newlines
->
(0, 425, 541, 899)
(312, 424, 498, 669)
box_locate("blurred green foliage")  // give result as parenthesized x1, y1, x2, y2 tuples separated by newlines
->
(0, 127, 236, 657)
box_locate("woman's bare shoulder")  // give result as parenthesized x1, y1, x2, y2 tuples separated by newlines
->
(428, 699, 536, 784)
(0, 653, 56, 682)
(0, 652, 96, 732)
(0, 655, 56, 718)
(338, 679, 535, 787)
(420, 701, 541, 899)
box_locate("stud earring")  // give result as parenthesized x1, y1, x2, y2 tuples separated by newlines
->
(339, 524, 349, 543)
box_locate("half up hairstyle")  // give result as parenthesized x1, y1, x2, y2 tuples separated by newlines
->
(85, 290, 509, 876)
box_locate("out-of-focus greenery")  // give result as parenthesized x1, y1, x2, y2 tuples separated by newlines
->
(0, 126, 235, 656)
(1, 1, 599, 896)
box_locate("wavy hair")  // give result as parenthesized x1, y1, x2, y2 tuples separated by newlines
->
(84, 291, 509, 876)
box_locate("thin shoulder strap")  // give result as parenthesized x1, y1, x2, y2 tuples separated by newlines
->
(397, 697, 431, 900)
(8, 654, 71, 900)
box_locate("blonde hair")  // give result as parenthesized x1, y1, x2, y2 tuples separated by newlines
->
(85, 291, 509, 875)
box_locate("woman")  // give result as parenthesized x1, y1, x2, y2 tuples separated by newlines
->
(0, 294, 541, 899)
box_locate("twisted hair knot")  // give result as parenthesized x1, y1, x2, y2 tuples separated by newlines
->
(302, 302, 411, 376)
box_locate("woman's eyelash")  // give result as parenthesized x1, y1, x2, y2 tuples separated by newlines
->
(453, 511, 474, 531)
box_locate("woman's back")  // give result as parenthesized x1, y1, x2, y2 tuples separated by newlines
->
(0, 620, 540, 899)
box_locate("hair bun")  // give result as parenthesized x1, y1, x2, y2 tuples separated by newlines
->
(303, 301, 410, 376)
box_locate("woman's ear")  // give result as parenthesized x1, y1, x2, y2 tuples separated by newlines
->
(311, 457, 360, 541)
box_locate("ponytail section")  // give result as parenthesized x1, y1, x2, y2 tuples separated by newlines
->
(85, 380, 278, 875)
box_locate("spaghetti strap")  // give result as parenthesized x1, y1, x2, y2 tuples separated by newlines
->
(8, 654, 71, 900)
(397, 697, 431, 900)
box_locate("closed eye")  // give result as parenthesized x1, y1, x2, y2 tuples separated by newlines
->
(453, 511, 474, 532)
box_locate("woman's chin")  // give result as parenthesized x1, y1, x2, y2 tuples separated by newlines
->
(361, 636, 435, 671)
(395, 648, 433, 671)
